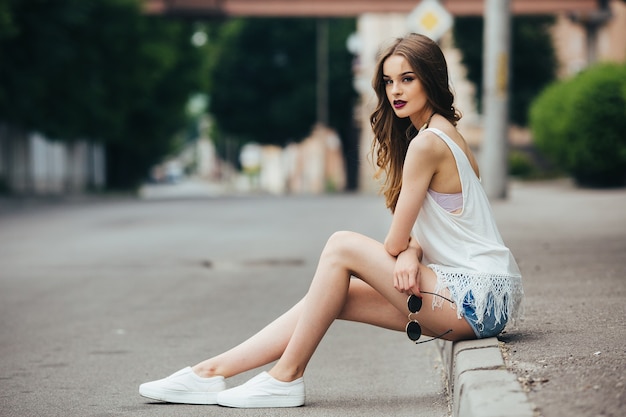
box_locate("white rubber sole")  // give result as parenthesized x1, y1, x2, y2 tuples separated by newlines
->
(217, 394, 305, 408)
(139, 386, 220, 405)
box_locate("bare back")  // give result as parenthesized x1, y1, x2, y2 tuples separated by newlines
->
(424, 115, 480, 195)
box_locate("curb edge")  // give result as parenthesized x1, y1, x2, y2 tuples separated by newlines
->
(437, 337, 535, 417)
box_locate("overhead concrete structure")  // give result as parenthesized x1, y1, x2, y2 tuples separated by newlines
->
(143, 0, 598, 17)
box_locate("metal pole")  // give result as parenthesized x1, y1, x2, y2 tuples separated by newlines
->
(316, 18, 329, 126)
(480, 0, 511, 199)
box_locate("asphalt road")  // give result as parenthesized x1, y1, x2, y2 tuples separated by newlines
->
(0, 193, 450, 417)
(2, 179, 624, 417)
(491, 181, 626, 417)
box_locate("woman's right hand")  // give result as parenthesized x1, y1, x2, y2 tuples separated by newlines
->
(393, 246, 422, 295)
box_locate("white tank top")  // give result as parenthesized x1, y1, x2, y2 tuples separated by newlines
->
(414, 128, 524, 325)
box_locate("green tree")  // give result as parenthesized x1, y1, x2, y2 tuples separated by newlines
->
(453, 16, 556, 126)
(0, 0, 16, 40)
(0, 0, 209, 189)
(207, 18, 357, 183)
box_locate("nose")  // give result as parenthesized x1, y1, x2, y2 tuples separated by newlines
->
(390, 82, 402, 96)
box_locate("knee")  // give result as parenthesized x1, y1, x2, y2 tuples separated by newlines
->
(326, 230, 357, 249)
(322, 231, 359, 262)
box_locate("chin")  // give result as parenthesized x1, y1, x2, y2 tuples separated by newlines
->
(393, 110, 412, 119)
(391, 107, 407, 116)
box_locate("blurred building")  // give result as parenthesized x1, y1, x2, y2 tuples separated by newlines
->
(348, 1, 626, 192)
(0, 124, 105, 194)
(237, 124, 346, 195)
(551, 1, 626, 76)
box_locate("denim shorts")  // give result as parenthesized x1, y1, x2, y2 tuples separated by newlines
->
(460, 291, 508, 339)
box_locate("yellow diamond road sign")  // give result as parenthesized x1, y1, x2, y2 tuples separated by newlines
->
(407, 0, 453, 41)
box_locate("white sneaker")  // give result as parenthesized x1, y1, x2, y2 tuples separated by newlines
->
(217, 372, 305, 408)
(139, 366, 225, 405)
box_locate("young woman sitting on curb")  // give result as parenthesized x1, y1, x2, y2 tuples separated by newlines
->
(139, 33, 524, 408)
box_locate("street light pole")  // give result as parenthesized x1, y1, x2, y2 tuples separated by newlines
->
(481, 0, 512, 199)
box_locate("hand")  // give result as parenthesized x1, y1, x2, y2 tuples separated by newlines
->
(393, 246, 422, 295)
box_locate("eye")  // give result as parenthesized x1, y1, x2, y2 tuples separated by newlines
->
(383, 79, 393, 85)
(402, 76, 414, 83)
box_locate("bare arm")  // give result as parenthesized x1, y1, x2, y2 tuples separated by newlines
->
(384, 133, 440, 256)
(384, 133, 443, 294)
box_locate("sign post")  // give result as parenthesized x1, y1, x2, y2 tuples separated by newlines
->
(406, 0, 453, 41)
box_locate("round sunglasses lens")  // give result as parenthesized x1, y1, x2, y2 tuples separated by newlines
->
(406, 321, 422, 341)
(407, 295, 422, 313)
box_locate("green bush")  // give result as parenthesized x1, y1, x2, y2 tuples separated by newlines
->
(508, 150, 537, 178)
(529, 63, 626, 187)
(507, 148, 564, 180)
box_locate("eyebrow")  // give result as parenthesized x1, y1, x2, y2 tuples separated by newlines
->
(382, 71, 416, 78)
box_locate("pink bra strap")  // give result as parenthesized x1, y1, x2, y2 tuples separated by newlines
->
(428, 189, 463, 213)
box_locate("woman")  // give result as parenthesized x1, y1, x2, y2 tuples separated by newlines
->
(139, 33, 523, 408)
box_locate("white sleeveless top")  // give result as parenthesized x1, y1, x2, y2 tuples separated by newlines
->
(414, 128, 524, 325)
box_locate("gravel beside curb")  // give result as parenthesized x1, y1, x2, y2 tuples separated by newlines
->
(439, 338, 535, 417)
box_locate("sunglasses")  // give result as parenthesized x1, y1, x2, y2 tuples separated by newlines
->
(406, 291, 455, 344)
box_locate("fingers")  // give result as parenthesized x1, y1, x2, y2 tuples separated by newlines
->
(393, 268, 421, 295)
(408, 267, 422, 295)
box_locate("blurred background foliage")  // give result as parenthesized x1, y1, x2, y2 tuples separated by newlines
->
(209, 18, 356, 147)
(0, 0, 357, 189)
(206, 17, 358, 187)
(530, 62, 626, 187)
(0, 0, 209, 189)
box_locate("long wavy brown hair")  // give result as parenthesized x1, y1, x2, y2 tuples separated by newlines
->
(370, 33, 461, 212)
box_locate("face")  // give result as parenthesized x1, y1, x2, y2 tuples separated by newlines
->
(382, 54, 431, 127)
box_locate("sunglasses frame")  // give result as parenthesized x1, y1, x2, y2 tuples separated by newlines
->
(406, 291, 455, 344)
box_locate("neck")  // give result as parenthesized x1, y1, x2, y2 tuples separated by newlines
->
(415, 111, 435, 133)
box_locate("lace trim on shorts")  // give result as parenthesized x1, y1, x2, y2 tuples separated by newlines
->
(428, 264, 524, 328)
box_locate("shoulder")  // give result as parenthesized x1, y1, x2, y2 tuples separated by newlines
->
(406, 130, 448, 162)
(401, 131, 447, 180)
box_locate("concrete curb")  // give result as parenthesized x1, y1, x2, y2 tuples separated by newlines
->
(438, 338, 535, 417)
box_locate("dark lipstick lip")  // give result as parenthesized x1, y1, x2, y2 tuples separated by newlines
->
(393, 100, 407, 108)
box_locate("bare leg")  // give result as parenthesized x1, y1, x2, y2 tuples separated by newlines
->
(193, 280, 406, 378)
(193, 299, 305, 378)
(268, 231, 474, 382)
(194, 231, 473, 380)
